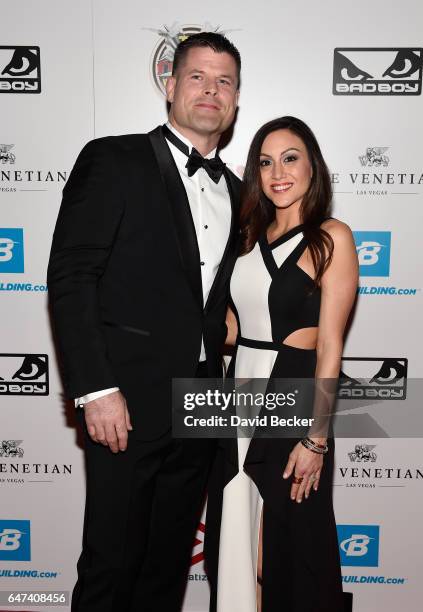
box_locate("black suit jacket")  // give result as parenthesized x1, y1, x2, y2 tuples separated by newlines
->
(47, 126, 241, 440)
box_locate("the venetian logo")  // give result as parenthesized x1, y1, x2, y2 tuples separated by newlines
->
(331, 146, 423, 197)
(0, 144, 67, 193)
(348, 444, 377, 463)
(336, 441, 423, 490)
(0, 440, 24, 458)
(359, 147, 389, 168)
(145, 23, 235, 96)
(0, 145, 15, 165)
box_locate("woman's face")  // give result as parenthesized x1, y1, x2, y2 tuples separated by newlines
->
(259, 129, 313, 210)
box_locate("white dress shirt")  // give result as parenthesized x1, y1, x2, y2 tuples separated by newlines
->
(75, 123, 232, 407)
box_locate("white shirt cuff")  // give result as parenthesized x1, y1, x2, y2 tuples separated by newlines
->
(74, 387, 119, 407)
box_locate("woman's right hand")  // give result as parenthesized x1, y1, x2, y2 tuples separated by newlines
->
(283, 441, 324, 502)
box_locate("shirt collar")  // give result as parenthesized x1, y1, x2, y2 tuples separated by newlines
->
(165, 121, 217, 159)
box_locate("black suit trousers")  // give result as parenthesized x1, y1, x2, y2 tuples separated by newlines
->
(72, 364, 215, 612)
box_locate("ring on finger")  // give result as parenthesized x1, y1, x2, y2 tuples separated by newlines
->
(293, 476, 304, 484)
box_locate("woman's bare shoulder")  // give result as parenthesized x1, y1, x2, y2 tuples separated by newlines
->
(321, 218, 354, 244)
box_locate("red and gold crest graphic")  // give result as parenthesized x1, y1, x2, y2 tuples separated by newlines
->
(145, 23, 236, 96)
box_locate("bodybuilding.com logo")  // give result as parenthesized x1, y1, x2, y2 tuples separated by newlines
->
(0, 46, 41, 93)
(333, 48, 422, 95)
(0, 520, 31, 561)
(353, 231, 391, 277)
(337, 525, 379, 567)
(0, 229, 24, 273)
(0, 354, 49, 396)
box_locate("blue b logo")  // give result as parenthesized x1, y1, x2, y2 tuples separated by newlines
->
(353, 231, 391, 277)
(0, 228, 24, 273)
(0, 520, 31, 561)
(337, 524, 379, 567)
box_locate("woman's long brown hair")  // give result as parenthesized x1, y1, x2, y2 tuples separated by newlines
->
(240, 116, 334, 285)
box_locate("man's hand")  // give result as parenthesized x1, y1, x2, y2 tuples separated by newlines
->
(83, 390, 133, 453)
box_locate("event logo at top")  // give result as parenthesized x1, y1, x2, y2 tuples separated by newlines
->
(145, 23, 236, 96)
(333, 47, 422, 95)
(0, 46, 41, 94)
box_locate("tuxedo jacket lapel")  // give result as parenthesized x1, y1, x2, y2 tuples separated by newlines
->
(148, 126, 203, 309)
(204, 167, 240, 313)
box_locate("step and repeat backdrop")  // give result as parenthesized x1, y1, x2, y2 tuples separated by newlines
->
(1, 1, 422, 610)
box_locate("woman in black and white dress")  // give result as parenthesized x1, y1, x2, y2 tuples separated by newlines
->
(205, 117, 358, 612)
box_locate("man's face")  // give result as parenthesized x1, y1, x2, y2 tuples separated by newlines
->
(167, 46, 239, 139)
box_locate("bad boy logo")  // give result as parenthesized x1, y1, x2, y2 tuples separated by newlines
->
(0, 354, 49, 396)
(0, 46, 41, 93)
(145, 23, 234, 96)
(339, 357, 407, 400)
(333, 47, 423, 95)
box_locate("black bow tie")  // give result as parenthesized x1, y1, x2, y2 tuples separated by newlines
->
(185, 148, 226, 183)
(162, 124, 226, 184)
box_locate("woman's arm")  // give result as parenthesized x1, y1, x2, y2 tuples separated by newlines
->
(308, 219, 359, 441)
(316, 219, 359, 379)
(284, 219, 359, 502)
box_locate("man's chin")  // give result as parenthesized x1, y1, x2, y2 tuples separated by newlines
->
(191, 118, 225, 137)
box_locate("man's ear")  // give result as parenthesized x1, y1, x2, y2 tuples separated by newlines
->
(235, 90, 240, 107)
(166, 76, 176, 104)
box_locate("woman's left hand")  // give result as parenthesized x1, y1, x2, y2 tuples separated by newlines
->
(283, 441, 323, 503)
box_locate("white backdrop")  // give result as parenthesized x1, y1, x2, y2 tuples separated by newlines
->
(1, 1, 422, 610)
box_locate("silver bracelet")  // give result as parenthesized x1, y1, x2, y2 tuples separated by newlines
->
(301, 437, 328, 455)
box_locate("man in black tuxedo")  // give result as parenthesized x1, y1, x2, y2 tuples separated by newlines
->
(47, 33, 241, 612)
